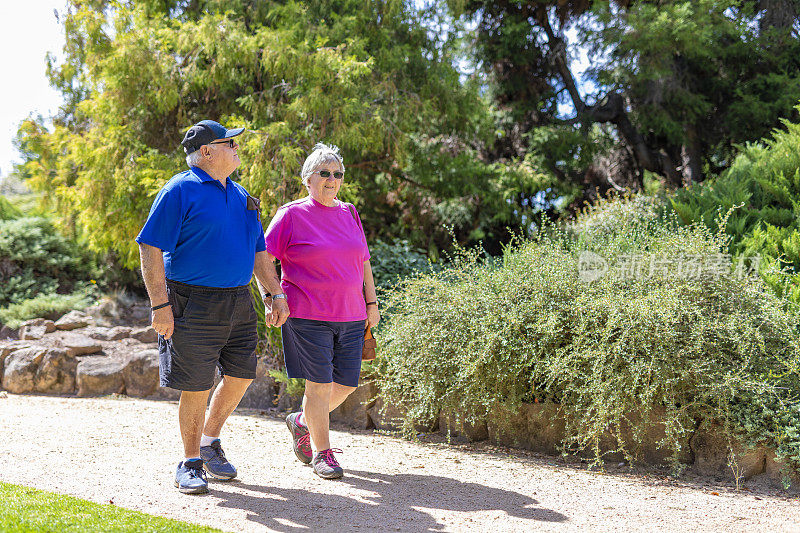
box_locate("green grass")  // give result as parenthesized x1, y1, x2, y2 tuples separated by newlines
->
(0, 482, 226, 533)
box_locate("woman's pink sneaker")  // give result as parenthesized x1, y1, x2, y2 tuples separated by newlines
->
(313, 448, 343, 479)
(286, 412, 312, 464)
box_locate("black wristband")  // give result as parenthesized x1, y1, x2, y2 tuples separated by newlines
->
(366, 301, 378, 306)
(151, 302, 171, 311)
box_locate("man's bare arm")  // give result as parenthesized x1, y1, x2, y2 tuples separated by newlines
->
(253, 250, 289, 327)
(139, 243, 174, 338)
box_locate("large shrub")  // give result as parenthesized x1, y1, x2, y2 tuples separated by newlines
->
(369, 239, 435, 290)
(0, 217, 96, 309)
(670, 108, 800, 307)
(375, 196, 800, 469)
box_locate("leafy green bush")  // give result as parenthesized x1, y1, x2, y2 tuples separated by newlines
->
(0, 217, 96, 309)
(0, 196, 21, 220)
(670, 108, 800, 308)
(369, 239, 435, 290)
(375, 196, 800, 469)
(0, 291, 94, 329)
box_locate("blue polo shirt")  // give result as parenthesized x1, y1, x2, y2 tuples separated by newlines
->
(135, 167, 266, 287)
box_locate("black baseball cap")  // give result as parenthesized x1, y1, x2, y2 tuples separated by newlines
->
(180, 119, 244, 154)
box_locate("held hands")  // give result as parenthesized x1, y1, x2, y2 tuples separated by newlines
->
(265, 296, 290, 327)
(151, 306, 174, 339)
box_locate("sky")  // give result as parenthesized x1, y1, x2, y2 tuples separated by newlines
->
(1, 1, 65, 179)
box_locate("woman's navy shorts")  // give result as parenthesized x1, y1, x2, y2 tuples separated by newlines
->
(281, 318, 365, 387)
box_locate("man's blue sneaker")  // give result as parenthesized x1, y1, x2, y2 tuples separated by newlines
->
(199, 439, 237, 480)
(174, 459, 208, 494)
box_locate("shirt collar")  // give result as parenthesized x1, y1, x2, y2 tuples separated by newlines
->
(189, 166, 216, 183)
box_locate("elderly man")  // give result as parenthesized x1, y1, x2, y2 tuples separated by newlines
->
(136, 120, 287, 494)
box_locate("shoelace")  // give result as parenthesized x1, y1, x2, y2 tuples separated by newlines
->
(210, 441, 228, 462)
(186, 464, 207, 482)
(297, 433, 311, 452)
(319, 448, 343, 468)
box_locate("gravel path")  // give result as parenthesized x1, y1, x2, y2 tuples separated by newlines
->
(1, 394, 798, 532)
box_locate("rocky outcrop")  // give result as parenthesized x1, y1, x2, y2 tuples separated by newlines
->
(90, 326, 132, 341)
(238, 358, 278, 410)
(19, 319, 56, 340)
(122, 349, 159, 398)
(76, 359, 126, 397)
(0, 325, 18, 340)
(690, 422, 768, 480)
(331, 381, 377, 429)
(2, 347, 47, 393)
(61, 333, 103, 357)
(34, 348, 77, 394)
(55, 310, 92, 331)
(130, 327, 157, 344)
(366, 396, 405, 431)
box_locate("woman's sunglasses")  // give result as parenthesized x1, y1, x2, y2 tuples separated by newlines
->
(315, 170, 344, 180)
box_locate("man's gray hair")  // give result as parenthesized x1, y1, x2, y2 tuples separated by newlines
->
(301, 143, 345, 186)
(185, 150, 204, 168)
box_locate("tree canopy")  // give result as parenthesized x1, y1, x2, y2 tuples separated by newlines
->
(14, 0, 800, 267)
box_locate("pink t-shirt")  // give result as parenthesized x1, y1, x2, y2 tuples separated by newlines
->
(264, 196, 371, 321)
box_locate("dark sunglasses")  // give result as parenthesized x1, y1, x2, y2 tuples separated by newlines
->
(209, 138, 237, 148)
(315, 170, 344, 179)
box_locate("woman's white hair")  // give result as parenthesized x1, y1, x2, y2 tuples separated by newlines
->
(185, 150, 204, 168)
(301, 143, 345, 187)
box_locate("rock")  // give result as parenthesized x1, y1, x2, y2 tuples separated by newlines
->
(275, 382, 303, 412)
(20, 318, 56, 333)
(0, 391, 6, 398)
(764, 451, 800, 491)
(83, 299, 117, 327)
(130, 305, 151, 324)
(61, 333, 103, 356)
(238, 358, 277, 409)
(1, 341, 33, 360)
(0, 325, 18, 340)
(54, 310, 91, 331)
(19, 325, 48, 340)
(366, 396, 404, 431)
(331, 381, 377, 429)
(440, 410, 488, 442)
(76, 358, 126, 397)
(2, 347, 47, 394)
(1, 342, 34, 381)
(487, 402, 566, 455)
(130, 327, 157, 344)
(690, 422, 766, 480)
(34, 348, 77, 394)
(122, 349, 159, 397)
(89, 326, 133, 341)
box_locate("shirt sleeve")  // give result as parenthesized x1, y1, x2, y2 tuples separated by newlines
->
(264, 206, 292, 260)
(135, 185, 182, 253)
(254, 221, 266, 253)
(350, 204, 371, 261)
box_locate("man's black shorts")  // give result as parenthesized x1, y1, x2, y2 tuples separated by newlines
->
(158, 279, 258, 391)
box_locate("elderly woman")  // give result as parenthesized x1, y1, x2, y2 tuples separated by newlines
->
(259, 143, 380, 479)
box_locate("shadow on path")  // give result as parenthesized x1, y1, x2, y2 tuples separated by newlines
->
(212, 470, 567, 532)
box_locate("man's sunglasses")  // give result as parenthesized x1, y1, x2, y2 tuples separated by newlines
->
(315, 170, 344, 180)
(209, 139, 237, 148)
